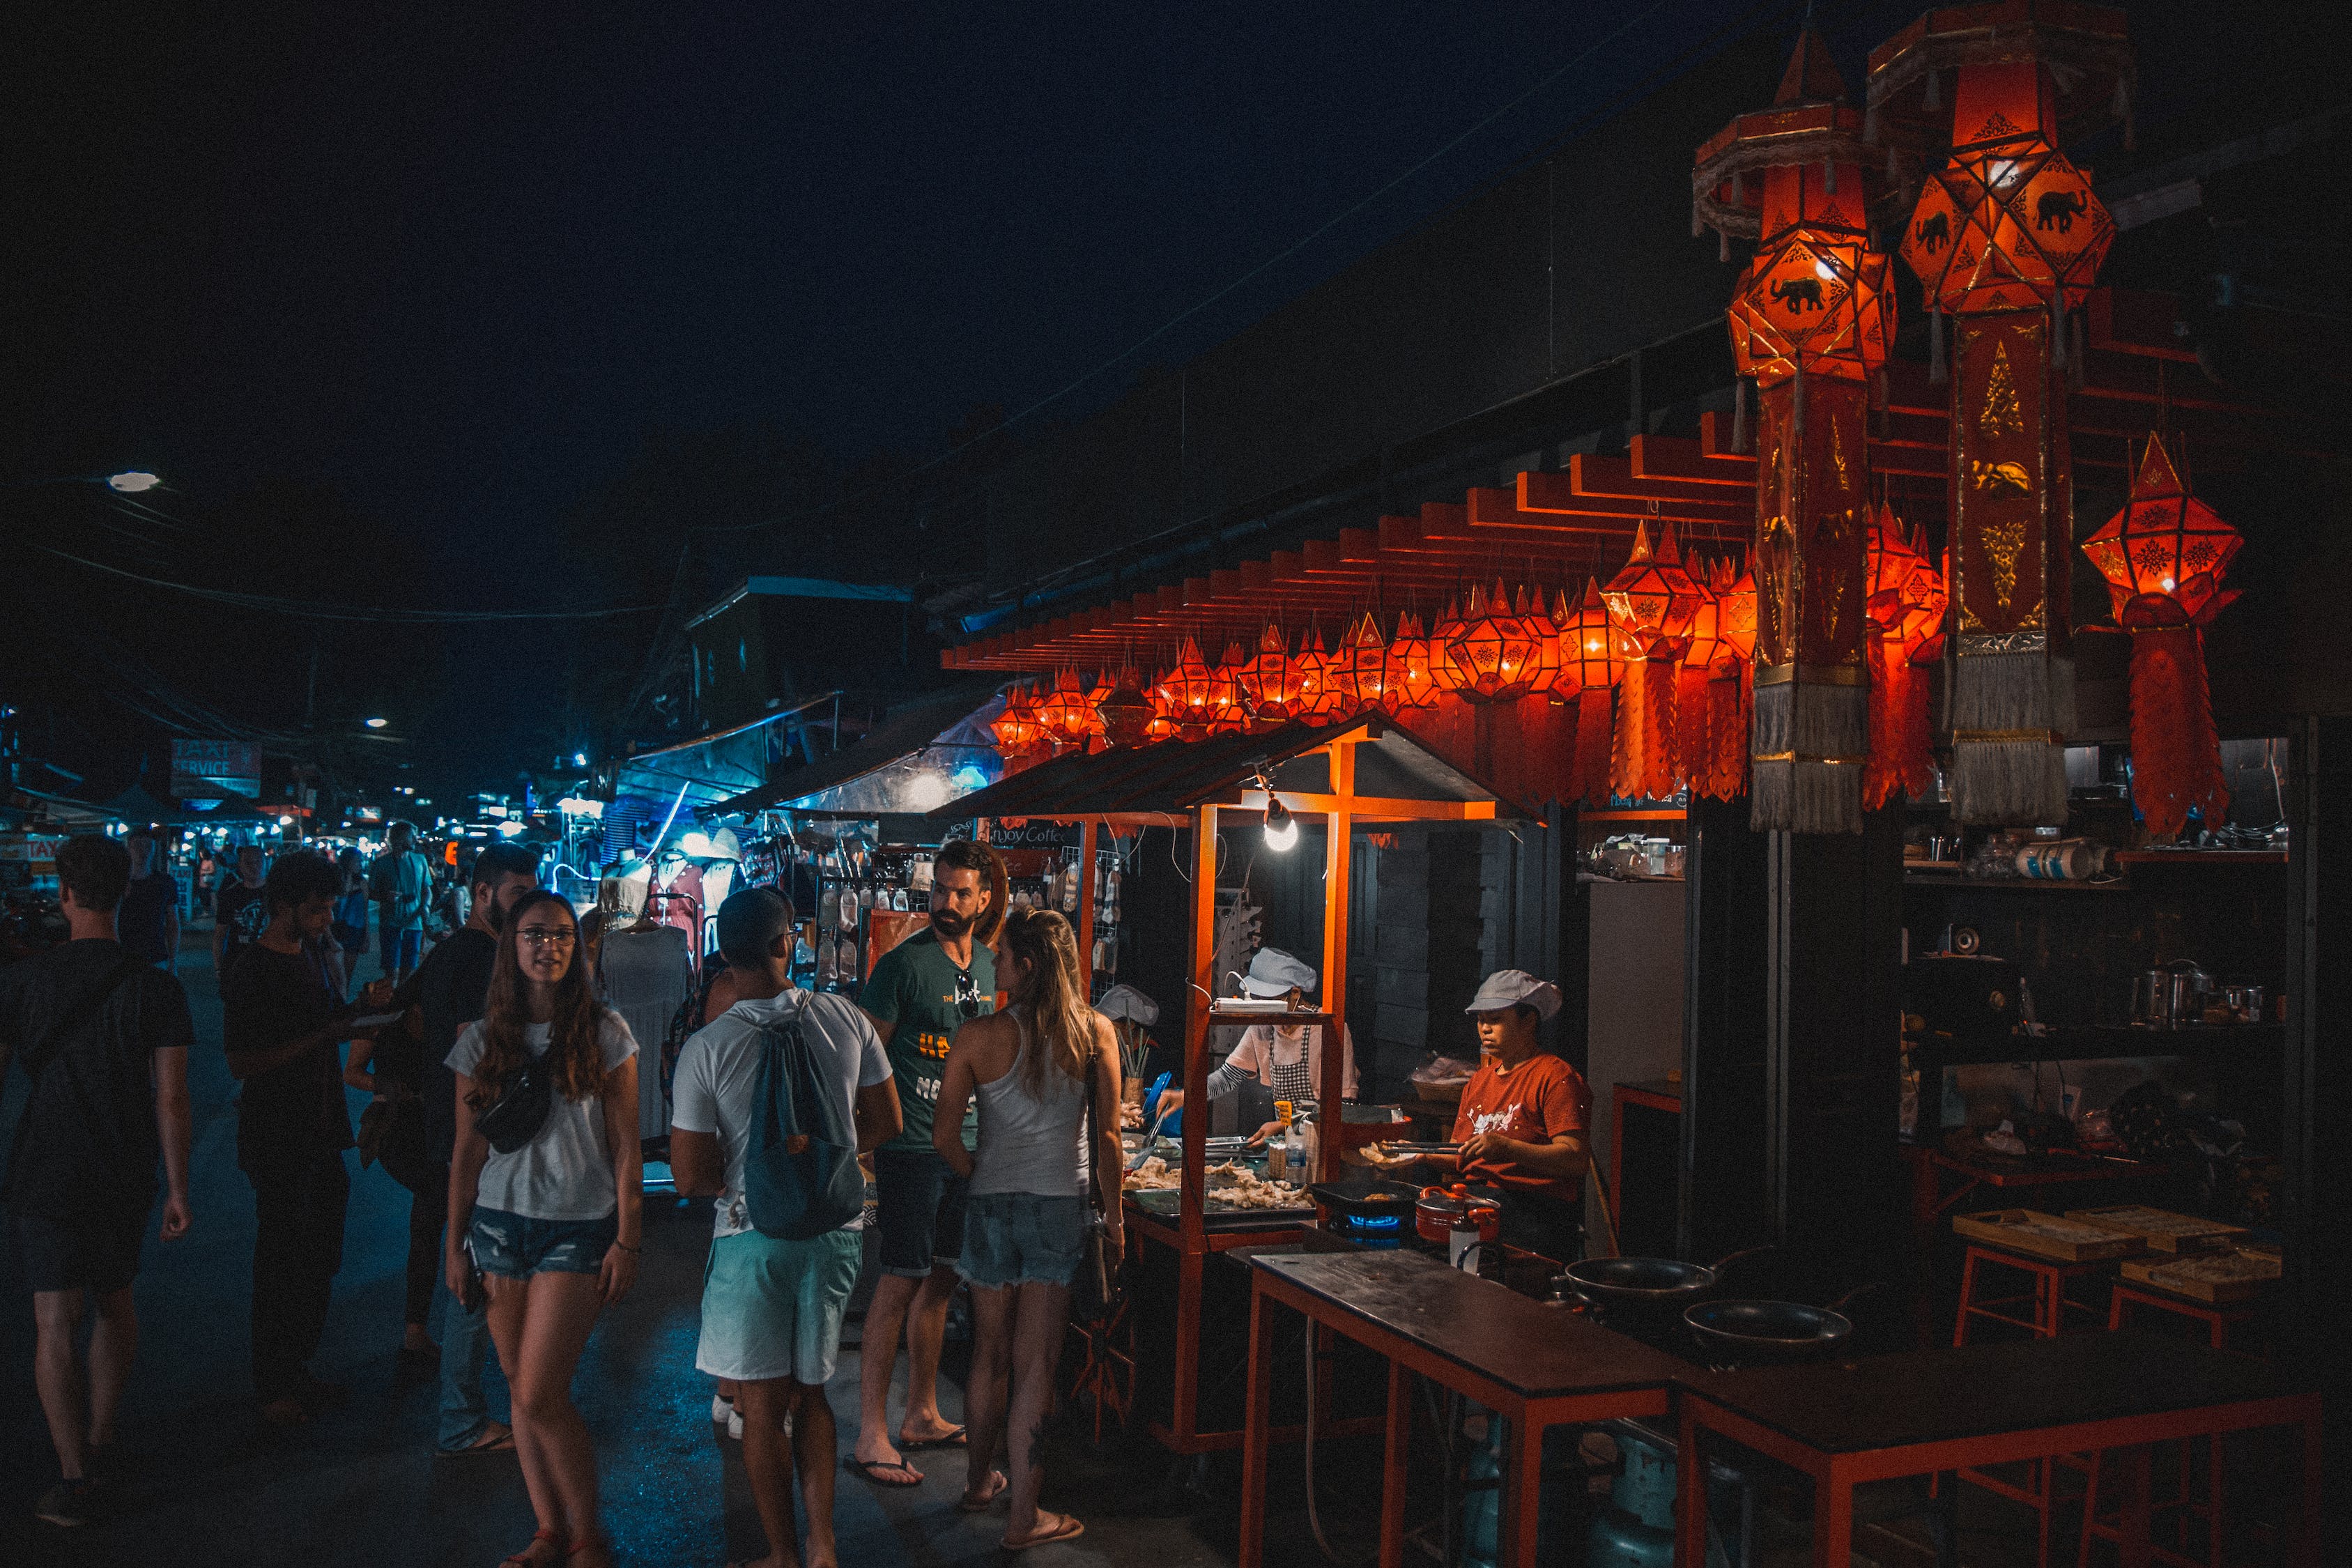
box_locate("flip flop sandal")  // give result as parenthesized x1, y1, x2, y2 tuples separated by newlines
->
(842, 1455, 925, 1489)
(957, 1474, 1009, 1513)
(500, 1527, 564, 1565)
(438, 1427, 516, 1458)
(1003, 1516, 1085, 1551)
(899, 1425, 967, 1450)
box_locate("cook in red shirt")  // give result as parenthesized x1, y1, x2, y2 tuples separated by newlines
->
(1374, 970, 1590, 1260)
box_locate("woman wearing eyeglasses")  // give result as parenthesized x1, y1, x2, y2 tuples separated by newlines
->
(445, 890, 642, 1568)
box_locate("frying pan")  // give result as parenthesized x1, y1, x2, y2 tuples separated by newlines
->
(1308, 1176, 1461, 1220)
(1681, 1299, 1854, 1365)
(1561, 1245, 1771, 1313)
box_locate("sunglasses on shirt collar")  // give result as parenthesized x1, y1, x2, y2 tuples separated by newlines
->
(953, 968, 981, 1020)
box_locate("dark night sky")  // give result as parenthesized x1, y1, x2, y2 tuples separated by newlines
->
(15, 1, 1788, 565)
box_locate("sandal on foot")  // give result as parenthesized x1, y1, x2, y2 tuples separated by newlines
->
(1004, 1515, 1084, 1551)
(899, 1424, 966, 1450)
(500, 1526, 564, 1565)
(842, 1454, 924, 1488)
(957, 1471, 1008, 1513)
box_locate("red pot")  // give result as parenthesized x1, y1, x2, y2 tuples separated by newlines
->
(1416, 1183, 1500, 1247)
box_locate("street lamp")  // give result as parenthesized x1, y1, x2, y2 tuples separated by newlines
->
(107, 472, 161, 493)
(364, 717, 389, 729)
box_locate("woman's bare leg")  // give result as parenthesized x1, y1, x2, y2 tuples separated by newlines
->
(1002, 1281, 1073, 1541)
(512, 1272, 607, 1559)
(960, 1284, 1013, 1508)
(484, 1275, 564, 1562)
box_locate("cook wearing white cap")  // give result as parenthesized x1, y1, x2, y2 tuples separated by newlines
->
(1157, 947, 1357, 1145)
(1370, 969, 1590, 1261)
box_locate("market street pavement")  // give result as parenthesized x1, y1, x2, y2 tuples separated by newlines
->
(1, 930, 1315, 1568)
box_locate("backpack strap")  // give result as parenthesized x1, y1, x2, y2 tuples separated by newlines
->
(6, 954, 147, 1185)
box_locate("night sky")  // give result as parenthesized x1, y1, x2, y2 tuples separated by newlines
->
(9, 0, 2329, 801)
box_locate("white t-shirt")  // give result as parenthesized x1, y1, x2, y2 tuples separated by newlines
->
(447, 1012, 639, 1222)
(670, 989, 893, 1239)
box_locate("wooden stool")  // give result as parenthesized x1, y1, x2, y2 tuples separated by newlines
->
(2077, 1286, 2261, 1568)
(1951, 1244, 2115, 1567)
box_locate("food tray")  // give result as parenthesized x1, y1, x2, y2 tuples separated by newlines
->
(1953, 1208, 2143, 1262)
(1125, 1188, 1316, 1230)
(2064, 1206, 2250, 1255)
(2120, 1247, 2281, 1304)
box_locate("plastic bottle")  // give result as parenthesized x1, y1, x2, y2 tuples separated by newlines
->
(1268, 1102, 1293, 1181)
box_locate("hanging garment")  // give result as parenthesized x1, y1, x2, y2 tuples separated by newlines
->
(600, 924, 696, 1139)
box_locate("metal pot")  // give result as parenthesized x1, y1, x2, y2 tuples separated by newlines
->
(1415, 1184, 1500, 1247)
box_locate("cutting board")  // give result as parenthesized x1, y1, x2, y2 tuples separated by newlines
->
(2064, 1206, 2250, 1255)
(1953, 1208, 2143, 1262)
(2119, 1247, 2281, 1304)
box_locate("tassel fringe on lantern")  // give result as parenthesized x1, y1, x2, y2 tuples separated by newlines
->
(1574, 688, 1615, 808)
(1700, 666, 1749, 802)
(1750, 676, 1865, 833)
(1949, 652, 2073, 826)
(1611, 657, 1680, 803)
(2128, 626, 2229, 840)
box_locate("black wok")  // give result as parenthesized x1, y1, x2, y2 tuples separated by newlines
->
(1307, 1178, 1421, 1220)
(1561, 1245, 1770, 1312)
(1682, 1298, 1854, 1365)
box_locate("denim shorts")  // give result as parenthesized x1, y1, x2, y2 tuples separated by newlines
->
(872, 1148, 969, 1279)
(468, 1206, 618, 1278)
(957, 1192, 1089, 1291)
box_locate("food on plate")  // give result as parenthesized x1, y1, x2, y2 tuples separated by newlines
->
(1122, 1158, 1301, 1209)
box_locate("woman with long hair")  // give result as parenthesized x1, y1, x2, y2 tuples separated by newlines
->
(445, 891, 642, 1568)
(932, 907, 1122, 1550)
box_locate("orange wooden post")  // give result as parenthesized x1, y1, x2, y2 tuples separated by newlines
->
(1316, 739, 1353, 1185)
(1170, 804, 1219, 1445)
(1076, 817, 1098, 999)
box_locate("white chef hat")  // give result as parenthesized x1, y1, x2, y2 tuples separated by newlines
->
(1238, 947, 1319, 997)
(1096, 983, 1159, 1024)
(1464, 969, 1563, 1020)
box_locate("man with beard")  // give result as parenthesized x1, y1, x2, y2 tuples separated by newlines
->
(848, 836, 1004, 1486)
(387, 841, 542, 1456)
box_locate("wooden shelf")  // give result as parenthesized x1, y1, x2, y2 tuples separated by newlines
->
(1904, 874, 2134, 891)
(1580, 808, 1686, 822)
(2112, 849, 2285, 865)
(1912, 1022, 2284, 1067)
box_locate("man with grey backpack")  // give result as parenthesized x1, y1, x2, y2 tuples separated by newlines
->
(670, 888, 899, 1568)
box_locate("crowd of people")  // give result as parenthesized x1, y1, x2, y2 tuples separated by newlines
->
(0, 829, 1125, 1565)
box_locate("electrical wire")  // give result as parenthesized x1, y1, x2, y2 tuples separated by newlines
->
(30, 543, 662, 622)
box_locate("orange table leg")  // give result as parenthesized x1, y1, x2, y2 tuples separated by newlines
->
(1500, 1413, 1544, 1568)
(1378, 1361, 1408, 1568)
(1679, 1401, 1708, 1565)
(1813, 1460, 1854, 1568)
(1238, 1286, 1273, 1568)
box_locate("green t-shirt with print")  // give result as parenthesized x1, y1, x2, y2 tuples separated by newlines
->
(859, 928, 994, 1153)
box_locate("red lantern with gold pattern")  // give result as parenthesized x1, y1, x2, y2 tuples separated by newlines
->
(2081, 436, 2241, 839)
(990, 682, 1044, 760)
(1034, 668, 1094, 750)
(1560, 579, 1628, 808)
(1242, 622, 1299, 721)
(1675, 560, 1726, 792)
(1518, 586, 1565, 697)
(1606, 523, 1706, 801)
(1381, 611, 1443, 712)
(1445, 581, 1540, 703)
(1144, 672, 1180, 744)
(1861, 509, 1934, 809)
(1425, 597, 1470, 694)
(1206, 643, 1252, 735)
(1696, 559, 1755, 802)
(1166, 638, 1217, 741)
(1095, 664, 1155, 749)
(1330, 611, 1387, 714)
(1289, 629, 1339, 723)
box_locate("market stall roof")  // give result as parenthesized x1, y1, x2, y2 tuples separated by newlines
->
(98, 783, 199, 825)
(1, 785, 114, 829)
(699, 686, 1004, 820)
(613, 694, 838, 815)
(925, 714, 1511, 827)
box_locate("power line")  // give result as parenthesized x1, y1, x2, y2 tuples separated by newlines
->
(31, 544, 664, 623)
(695, 0, 1686, 535)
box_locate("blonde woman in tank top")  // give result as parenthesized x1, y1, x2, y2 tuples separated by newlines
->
(932, 907, 1123, 1550)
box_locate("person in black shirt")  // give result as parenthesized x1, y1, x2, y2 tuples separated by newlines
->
(376, 840, 540, 1456)
(212, 845, 268, 997)
(224, 850, 389, 1427)
(0, 835, 194, 1528)
(116, 830, 180, 973)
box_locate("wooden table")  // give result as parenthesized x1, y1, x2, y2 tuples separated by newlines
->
(1674, 1330, 2323, 1568)
(1237, 1250, 1684, 1568)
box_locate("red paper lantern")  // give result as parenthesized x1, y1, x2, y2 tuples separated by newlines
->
(1425, 597, 1470, 693)
(991, 682, 1047, 764)
(1144, 672, 1180, 744)
(1606, 523, 1707, 801)
(1242, 622, 1300, 721)
(1445, 580, 1541, 702)
(1560, 578, 1629, 806)
(2081, 436, 2242, 840)
(1381, 611, 1443, 712)
(1094, 665, 1155, 749)
(1519, 586, 1565, 697)
(1862, 509, 1935, 810)
(1898, 529, 1948, 666)
(1293, 629, 1344, 723)
(1165, 637, 1217, 740)
(1034, 668, 1093, 749)
(1207, 643, 1252, 734)
(1333, 611, 1388, 713)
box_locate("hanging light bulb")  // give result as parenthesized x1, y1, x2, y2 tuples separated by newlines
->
(1262, 795, 1299, 852)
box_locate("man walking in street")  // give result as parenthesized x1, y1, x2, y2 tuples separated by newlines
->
(672, 888, 900, 1568)
(368, 822, 432, 987)
(223, 850, 385, 1427)
(392, 839, 541, 1456)
(0, 835, 195, 1527)
(850, 836, 1001, 1486)
(117, 829, 181, 974)
(211, 843, 268, 993)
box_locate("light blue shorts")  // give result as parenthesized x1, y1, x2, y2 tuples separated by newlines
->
(469, 1206, 617, 1279)
(695, 1227, 863, 1385)
(958, 1192, 1089, 1290)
